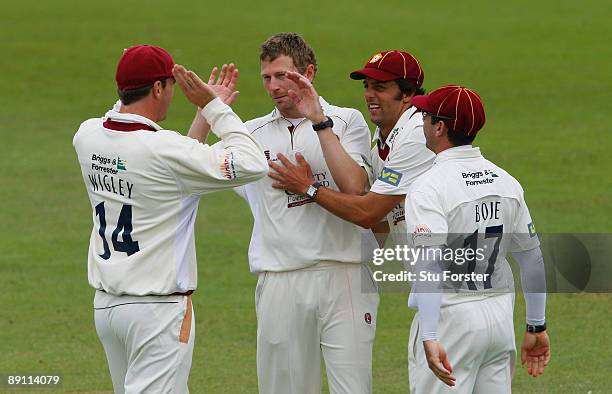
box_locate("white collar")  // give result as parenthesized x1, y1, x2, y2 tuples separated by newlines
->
(104, 110, 163, 131)
(372, 106, 419, 145)
(434, 145, 482, 165)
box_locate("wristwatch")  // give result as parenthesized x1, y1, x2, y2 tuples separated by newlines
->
(526, 322, 546, 333)
(305, 182, 323, 199)
(312, 116, 334, 132)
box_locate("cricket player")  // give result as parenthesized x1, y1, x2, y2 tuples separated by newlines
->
(269, 50, 434, 247)
(405, 85, 550, 393)
(73, 45, 267, 393)
(215, 32, 375, 394)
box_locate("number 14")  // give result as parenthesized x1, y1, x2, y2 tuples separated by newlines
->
(95, 202, 140, 260)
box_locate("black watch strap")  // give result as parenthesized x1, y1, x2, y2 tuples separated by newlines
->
(312, 116, 334, 131)
(305, 182, 322, 199)
(526, 322, 546, 333)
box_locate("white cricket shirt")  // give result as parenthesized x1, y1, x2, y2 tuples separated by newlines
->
(405, 145, 540, 305)
(368, 107, 435, 244)
(73, 98, 267, 295)
(234, 98, 372, 272)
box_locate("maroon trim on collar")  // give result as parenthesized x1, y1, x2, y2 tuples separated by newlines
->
(103, 119, 157, 132)
(377, 139, 390, 161)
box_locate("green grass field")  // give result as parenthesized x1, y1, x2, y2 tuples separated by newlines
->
(1, 0, 611, 393)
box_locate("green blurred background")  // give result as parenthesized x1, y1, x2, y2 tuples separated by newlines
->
(1, 0, 610, 393)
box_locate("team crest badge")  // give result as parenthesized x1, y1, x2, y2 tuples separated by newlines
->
(364, 313, 372, 324)
(369, 53, 382, 63)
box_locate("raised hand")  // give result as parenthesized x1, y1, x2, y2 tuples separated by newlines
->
(173, 64, 217, 108)
(207, 63, 240, 106)
(423, 340, 456, 387)
(285, 71, 327, 124)
(521, 331, 551, 377)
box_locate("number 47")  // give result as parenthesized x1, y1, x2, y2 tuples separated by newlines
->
(95, 202, 140, 260)
(463, 225, 503, 290)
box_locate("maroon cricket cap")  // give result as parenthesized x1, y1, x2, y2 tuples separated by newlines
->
(412, 85, 486, 136)
(115, 45, 174, 90)
(350, 50, 424, 86)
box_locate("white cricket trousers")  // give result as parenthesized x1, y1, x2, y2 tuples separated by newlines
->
(94, 290, 195, 394)
(408, 293, 516, 394)
(255, 262, 379, 394)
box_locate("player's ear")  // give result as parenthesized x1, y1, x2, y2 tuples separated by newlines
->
(402, 91, 415, 105)
(152, 80, 163, 98)
(305, 64, 316, 82)
(435, 120, 446, 137)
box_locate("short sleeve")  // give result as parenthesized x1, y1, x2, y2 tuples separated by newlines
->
(370, 137, 434, 196)
(333, 110, 371, 168)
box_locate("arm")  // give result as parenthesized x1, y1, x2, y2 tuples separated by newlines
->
(268, 152, 402, 228)
(316, 127, 367, 194)
(512, 247, 550, 378)
(413, 245, 456, 388)
(168, 65, 267, 192)
(315, 187, 402, 228)
(508, 189, 550, 377)
(200, 99, 267, 184)
(187, 108, 210, 143)
(285, 71, 367, 195)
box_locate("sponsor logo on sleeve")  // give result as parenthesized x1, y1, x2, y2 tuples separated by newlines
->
(221, 150, 237, 180)
(412, 224, 431, 241)
(528, 222, 537, 238)
(378, 167, 402, 186)
(412, 224, 432, 241)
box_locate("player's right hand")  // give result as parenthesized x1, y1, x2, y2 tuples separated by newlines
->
(173, 64, 217, 108)
(207, 64, 240, 106)
(423, 340, 456, 387)
(284, 71, 326, 124)
(521, 331, 551, 377)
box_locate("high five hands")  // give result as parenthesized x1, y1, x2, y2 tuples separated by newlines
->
(173, 63, 240, 108)
(206, 63, 240, 106)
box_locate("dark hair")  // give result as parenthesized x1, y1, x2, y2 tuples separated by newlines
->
(394, 79, 425, 100)
(118, 78, 168, 105)
(447, 129, 476, 145)
(260, 32, 317, 74)
(429, 116, 476, 146)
